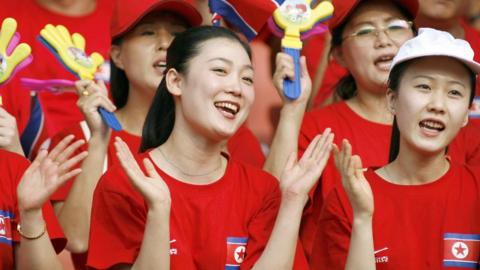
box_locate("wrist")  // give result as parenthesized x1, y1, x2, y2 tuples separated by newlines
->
(281, 103, 307, 116)
(18, 209, 46, 240)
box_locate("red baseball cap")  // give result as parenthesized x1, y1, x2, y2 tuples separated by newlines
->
(329, 0, 418, 31)
(111, 0, 203, 39)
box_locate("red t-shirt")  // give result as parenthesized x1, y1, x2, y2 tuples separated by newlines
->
(87, 153, 307, 269)
(298, 101, 480, 260)
(310, 162, 480, 270)
(0, 0, 114, 137)
(227, 125, 265, 167)
(0, 149, 66, 270)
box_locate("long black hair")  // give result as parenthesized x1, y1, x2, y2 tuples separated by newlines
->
(140, 26, 252, 152)
(387, 59, 477, 162)
(330, 0, 417, 100)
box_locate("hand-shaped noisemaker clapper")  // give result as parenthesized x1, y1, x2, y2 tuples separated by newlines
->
(272, 0, 333, 100)
(0, 17, 33, 105)
(38, 24, 122, 131)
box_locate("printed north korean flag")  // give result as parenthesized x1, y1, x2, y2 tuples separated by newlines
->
(444, 233, 480, 268)
(0, 210, 14, 246)
(225, 236, 248, 269)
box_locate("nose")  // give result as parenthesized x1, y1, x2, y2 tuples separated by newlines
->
(374, 29, 393, 48)
(157, 28, 174, 51)
(426, 90, 446, 114)
(226, 75, 243, 97)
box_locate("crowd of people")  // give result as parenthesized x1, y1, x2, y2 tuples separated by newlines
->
(1, 0, 480, 269)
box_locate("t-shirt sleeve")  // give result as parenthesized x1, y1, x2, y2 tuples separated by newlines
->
(240, 177, 281, 269)
(87, 169, 148, 269)
(464, 120, 480, 166)
(309, 187, 353, 270)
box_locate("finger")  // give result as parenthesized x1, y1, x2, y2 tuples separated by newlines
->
(75, 79, 95, 96)
(143, 158, 161, 179)
(97, 80, 108, 96)
(41, 25, 64, 48)
(115, 137, 144, 180)
(8, 43, 31, 64)
(56, 25, 73, 47)
(314, 133, 334, 164)
(54, 139, 85, 163)
(58, 151, 88, 174)
(26, 149, 48, 175)
(0, 18, 16, 52)
(313, 129, 333, 160)
(352, 155, 366, 181)
(48, 134, 75, 160)
(300, 56, 308, 78)
(302, 134, 321, 160)
(332, 143, 341, 169)
(71, 33, 86, 51)
(58, 168, 82, 184)
(341, 140, 352, 172)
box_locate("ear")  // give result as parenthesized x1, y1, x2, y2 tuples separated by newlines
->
(462, 111, 469, 127)
(386, 88, 397, 115)
(332, 46, 347, 67)
(166, 68, 183, 96)
(110, 44, 124, 70)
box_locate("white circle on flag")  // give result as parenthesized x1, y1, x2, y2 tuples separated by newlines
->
(452, 241, 469, 259)
(234, 246, 246, 263)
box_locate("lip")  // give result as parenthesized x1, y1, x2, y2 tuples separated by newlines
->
(214, 100, 241, 120)
(374, 53, 395, 71)
(418, 117, 446, 137)
(153, 58, 167, 75)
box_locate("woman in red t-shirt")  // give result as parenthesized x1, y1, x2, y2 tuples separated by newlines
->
(87, 25, 333, 270)
(312, 28, 480, 270)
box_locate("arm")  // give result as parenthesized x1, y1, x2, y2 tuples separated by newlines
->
(309, 33, 332, 109)
(15, 137, 87, 270)
(110, 137, 171, 270)
(263, 53, 311, 178)
(333, 140, 375, 270)
(53, 79, 115, 253)
(253, 129, 334, 270)
(0, 106, 24, 155)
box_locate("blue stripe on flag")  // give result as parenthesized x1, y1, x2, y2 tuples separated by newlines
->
(444, 233, 480, 240)
(226, 236, 248, 244)
(444, 260, 479, 268)
(0, 237, 13, 246)
(0, 210, 14, 219)
(20, 94, 44, 158)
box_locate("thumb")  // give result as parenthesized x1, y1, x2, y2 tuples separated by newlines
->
(300, 56, 308, 77)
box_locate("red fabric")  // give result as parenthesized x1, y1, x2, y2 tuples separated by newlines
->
(87, 153, 307, 269)
(311, 59, 349, 108)
(298, 101, 480, 260)
(310, 163, 480, 270)
(227, 125, 265, 168)
(0, 0, 114, 137)
(463, 20, 480, 96)
(0, 150, 66, 270)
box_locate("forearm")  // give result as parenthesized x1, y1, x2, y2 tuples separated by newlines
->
(15, 210, 63, 270)
(57, 135, 108, 253)
(131, 207, 170, 270)
(4, 136, 24, 156)
(345, 217, 375, 270)
(252, 195, 306, 270)
(264, 104, 307, 178)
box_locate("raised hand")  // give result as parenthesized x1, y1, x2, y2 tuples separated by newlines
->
(0, 17, 32, 85)
(0, 107, 22, 154)
(273, 53, 311, 104)
(39, 24, 103, 80)
(333, 139, 374, 219)
(114, 137, 171, 211)
(279, 128, 333, 203)
(17, 135, 87, 212)
(75, 80, 115, 137)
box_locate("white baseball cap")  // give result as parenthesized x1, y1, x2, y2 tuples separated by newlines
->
(391, 28, 480, 74)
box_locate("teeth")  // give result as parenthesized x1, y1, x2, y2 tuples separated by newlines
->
(420, 120, 445, 131)
(214, 102, 239, 114)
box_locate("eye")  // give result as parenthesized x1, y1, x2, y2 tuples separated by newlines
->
(387, 19, 410, 31)
(212, 68, 227, 75)
(141, 30, 155, 36)
(242, 76, 254, 85)
(353, 27, 375, 36)
(448, 89, 464, 97)
(415, 84, 431, 91)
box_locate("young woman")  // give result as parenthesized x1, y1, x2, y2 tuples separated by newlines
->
(87, 25, 333, 270)
(311, 27, 480, 270)
(0, 135, 86, 269)
(264, 0, 418, 259)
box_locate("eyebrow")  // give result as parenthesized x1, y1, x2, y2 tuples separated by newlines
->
(208, 57, 253, 70)
(349, 16, 405, 28)
(412, 75, 467, 88)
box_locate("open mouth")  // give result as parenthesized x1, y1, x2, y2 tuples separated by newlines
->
(374, 54, 394, 71)
(214, 101, 240, 118)
(419, 119, 445, 133)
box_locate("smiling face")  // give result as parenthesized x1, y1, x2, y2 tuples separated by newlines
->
(111, 12, 188, 94)
(389, 56, 471, 156)
(170, 37, 254, 141)
(335, 1, 415, 94)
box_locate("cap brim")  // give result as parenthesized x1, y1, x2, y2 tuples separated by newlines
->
(393, 54, 480, 75)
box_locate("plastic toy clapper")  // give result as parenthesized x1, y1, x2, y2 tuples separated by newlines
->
(272, 0, 333, 100)
(38, 24, 122, 131)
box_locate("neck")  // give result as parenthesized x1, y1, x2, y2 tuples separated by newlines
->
(153, 117, 226, 184)
(346, 87, 393, 125)
(115, 85, 155, 136)
(384, 139, 449, 185)
(415, 17, 465, 39)
(36, 0, 96, 16)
